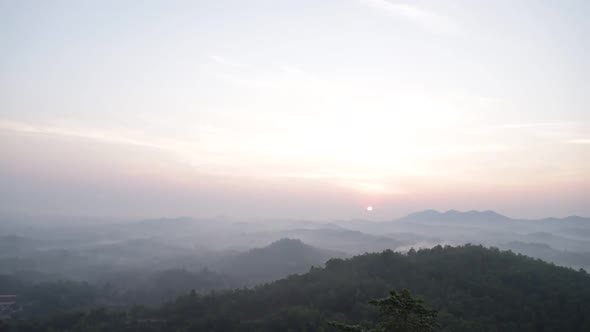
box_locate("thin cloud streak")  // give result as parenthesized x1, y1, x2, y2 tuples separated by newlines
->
(0, 120, 169, 151)
(358, 0, 459, 34)
(0, 119, 241, 170)
(494, 122, 575, 130)
(0, 118, 509, 196)
(210, 55, 253, 69)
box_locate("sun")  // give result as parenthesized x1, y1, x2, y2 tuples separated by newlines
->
(366, 206, 373, 212)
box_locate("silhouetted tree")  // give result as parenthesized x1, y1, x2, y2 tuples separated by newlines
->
(330, 289, 438, 332)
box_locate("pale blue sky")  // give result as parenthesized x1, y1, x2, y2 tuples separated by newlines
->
(0, 0, 588, 219)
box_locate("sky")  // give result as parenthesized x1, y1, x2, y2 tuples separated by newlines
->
(0, 0, 588, 220)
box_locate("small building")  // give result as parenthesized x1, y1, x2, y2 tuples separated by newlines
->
(0, 295, 18, 320)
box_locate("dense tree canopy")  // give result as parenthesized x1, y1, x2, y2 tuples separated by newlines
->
(330, 289, 438, 332)
(5, 245, 590, 332)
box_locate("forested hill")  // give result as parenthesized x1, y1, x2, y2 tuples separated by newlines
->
(12, 245, 590, 332)
(213, 238, 344, 285)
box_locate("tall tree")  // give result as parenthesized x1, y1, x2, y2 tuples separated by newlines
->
(330, 289, 438, 332)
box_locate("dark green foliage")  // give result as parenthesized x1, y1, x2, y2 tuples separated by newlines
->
(10, 245, 590, 331)
(330, 289, 437, 332)
(0, 277, 98, 319)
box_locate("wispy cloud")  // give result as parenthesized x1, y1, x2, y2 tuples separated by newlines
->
(358, 0, 458, 34)
(337, 178, 406, 195)
(493, 122, 574, 130)
(0, 119, 279, 179)
(490, 122, 587, 141)
(566, 139, 590, 145)
(0, 119, 169, 151)
(210, 57, 323, 89)
(210, 55, 252, 69)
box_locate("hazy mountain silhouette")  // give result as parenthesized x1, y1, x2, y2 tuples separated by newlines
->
(396, 209, 512, 223)
(395, 209, 590, 225)
(257, 228, 407, 255)
(213, 238, 344, 285)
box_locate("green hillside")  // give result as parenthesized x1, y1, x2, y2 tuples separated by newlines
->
(8, 245, 590, 332)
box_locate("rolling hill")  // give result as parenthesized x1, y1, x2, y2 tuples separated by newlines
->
(213, 238, 344, 285)
(23, 244, 590, 332)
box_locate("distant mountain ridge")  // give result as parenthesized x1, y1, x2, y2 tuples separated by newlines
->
(395, 209, 589, 223)
(397, 209, 511, 223)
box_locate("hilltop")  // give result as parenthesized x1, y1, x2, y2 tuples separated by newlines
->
(20, 244, 590, 332)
